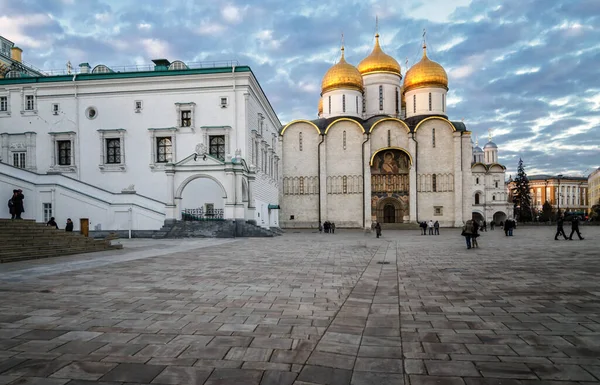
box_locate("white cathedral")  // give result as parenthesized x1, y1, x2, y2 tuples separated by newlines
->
(0, 32, 510, 233)
(279, 32, 511, 228)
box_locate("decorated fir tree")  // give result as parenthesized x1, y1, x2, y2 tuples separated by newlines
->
(512, 158, 533, 222)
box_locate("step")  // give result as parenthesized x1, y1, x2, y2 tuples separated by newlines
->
(0, 244, 112, 258)
(0, 247, 114, 263)
(0, 243, 108, 253)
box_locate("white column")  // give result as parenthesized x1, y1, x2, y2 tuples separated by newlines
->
(363, 133, 372, 229)
(408, 137, 417, 223)
(165, 169, 177, 222)
(319, 135, 327, 223)
(453, 132, 463, 226)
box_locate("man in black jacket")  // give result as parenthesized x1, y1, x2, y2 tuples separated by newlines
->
(9, 189, 25, 219)
(568, 217, 584, 240)
(555, 215, 568, 240)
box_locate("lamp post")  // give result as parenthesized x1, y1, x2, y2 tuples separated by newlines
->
(557, 174, 563, 215)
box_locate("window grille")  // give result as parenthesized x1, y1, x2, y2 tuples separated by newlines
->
(209, 135, 225, 161)
(156, 137, 172, 163)
(106, 139, 121, 164)
(57, 140, 71, 165)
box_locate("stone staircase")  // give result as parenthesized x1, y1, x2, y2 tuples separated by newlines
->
(0, 219, 122, 263)
(153, 219, 283, 238)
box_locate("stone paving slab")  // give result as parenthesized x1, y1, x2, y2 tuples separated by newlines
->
(0, 227, 599, 384)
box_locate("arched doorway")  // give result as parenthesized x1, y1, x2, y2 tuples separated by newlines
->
(472, 211, 484, 223)
(493, 211, 507, 225)
(177, 175, 228, 220)
(371, 148, 411, 224)
(383, 204, 395, 223)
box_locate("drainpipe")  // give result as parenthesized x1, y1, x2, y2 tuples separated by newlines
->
(361, 132, 370, 228)
(317, 133, 325, 224)
(72, 73, 81, 180)
(411, 131, 419, 222)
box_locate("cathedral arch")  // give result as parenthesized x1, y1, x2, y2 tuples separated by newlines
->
(280, 120, 321, 136)
(324, 118, 365, 134)
(369, 118, 410, 134)
(414, 116, 456, 133)
(370, 147, 413, 167)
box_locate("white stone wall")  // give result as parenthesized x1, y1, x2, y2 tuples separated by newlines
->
(321, 89, 362, 118)
(324, 120, 364, 227)
(363, 73, 402, 118)
(405, 87, 448, 118)
(280, 122, 320, 228)
(369, 120, 410, 151)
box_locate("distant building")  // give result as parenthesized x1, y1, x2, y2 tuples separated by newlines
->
(509, 175, 589, 217)
(0, 36, 45, 79)
(589, 167, 600, 210)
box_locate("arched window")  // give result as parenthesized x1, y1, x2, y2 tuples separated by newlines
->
(413, 95, 416, 113)
(493, 194, 496, 201)
(432, 174, 437, 192)
(299, 132, 303, 151)
(343, 131, 347, 150)
(356, 96, 359, 113)
(387, 130, 391, 147)
(328, 96, 331, 114)
(476, 177, 479, 184)
(442, 94, 445, 112)
(432, 128, 436, 148)
(299, 177, 305, 194)
(379, 85, 384, 111)
(395, 88, 399, 114)
(362, 96, 366, 113)
(429, 93, 432, 111)
(343, 175, 348, 194)
(475, 193, 480, 205)
(342, 94, 346, 112)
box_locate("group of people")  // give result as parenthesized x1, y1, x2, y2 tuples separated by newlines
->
(461, 219, 482, 249)
(555, 215, 584, 240)
(318, 221, 336, 234)
(46, 217, 74, 232)
(419, 220, 440, 235)
(503, 218, 516, 236)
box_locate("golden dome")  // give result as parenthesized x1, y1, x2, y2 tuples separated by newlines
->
(321, 46, 363, 95)
(358, 34, 401, 76)
(403, 45, 448, 93)
(318, 97, 323, 115)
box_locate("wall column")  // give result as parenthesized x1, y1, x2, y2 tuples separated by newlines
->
(453, 132, 464, 226)
(363, 133, 372, 229)
(408, 137, 417, 223)
(319, 135, 327, 225)
(164, 169, 177, 222)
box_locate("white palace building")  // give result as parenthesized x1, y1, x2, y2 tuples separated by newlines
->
(0, 44, 281, 232)
(0, 33, 511, 233)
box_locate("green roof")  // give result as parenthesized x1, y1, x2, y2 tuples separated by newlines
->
(0, 66, 252, 85)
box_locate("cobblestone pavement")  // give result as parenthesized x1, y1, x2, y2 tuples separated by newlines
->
(0, 226, 599, 385)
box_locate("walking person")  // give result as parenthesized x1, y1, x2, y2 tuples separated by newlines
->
(507, 218, 515, 236)
(568, 217, 584, 240)
(472, 220, 480, 248)
(331, 222, 336, 234)
(318, 221, 323, 233)
(482, 220, 487, 232)
(65, 218, 74, 232)
(434, 220, 440, 235)
(428, 220, 434, 235)
(555, 215, 568, 240)
(490, 221, 495, 230)
(462, 220, 474, 249)
(375, 222, 382, 238)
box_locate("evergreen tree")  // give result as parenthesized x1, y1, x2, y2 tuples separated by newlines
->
(512, 158, 533, 222)
(540, 201, 553, 222)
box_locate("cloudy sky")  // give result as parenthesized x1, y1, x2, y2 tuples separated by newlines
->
(2, 0, 598, 177)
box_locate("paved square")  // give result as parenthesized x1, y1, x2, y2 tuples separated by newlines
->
(0, 227, 599, 384)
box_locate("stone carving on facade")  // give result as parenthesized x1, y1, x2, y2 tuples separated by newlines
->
(9, 142, 26, 150)
(195, 143, 206, 155)
(121, 184, 136, 193)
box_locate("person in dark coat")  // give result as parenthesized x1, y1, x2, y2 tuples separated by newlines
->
(65, 218, 74, 232)
(555, 215, 568, 240)
(568, 217, 584, 240)
(472, 220, 480, 248)
(462, 220, 474, 249)
(490, 221, 495, 230)
(434, 220, 440, 235)
(375, 222, 382, 238)
(9, 189, 24, 219)
(420, 221, 427, 235)
(331, 222, 336, 234)
(47, 217, 59, 229)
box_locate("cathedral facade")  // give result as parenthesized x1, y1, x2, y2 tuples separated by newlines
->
(279, 34, 483, 228)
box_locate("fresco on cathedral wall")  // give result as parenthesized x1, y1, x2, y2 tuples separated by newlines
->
(371, 150, 410, 175)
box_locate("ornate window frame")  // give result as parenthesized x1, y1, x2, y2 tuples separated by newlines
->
(200, 125, 231, 161)
(0, 91, 10, 117)
(0, 132, 37, 171)
(175, 102, 196, 129)
(97, 128, 126, 172)
(48, 131, 77, 173)
(148, 127, 177, 171)
(21, 88, 38, 116)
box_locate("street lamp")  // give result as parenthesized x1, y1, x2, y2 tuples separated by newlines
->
(557, 174, 563, 214)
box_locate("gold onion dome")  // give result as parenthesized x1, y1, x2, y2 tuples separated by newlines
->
(358, 34, 401, 76)
(318, 97, 323, 114)
(403, 45, 448, 93)
(321, 46, 364, 95)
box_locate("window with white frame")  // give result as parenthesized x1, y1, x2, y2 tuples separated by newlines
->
(209, 135, 226, 161)
(25, 95, 35, 111)
(98, 129, 126, 171)
(175, 102, 195, 128)
(148, 128, 176, 169)
(13, 152, 26, 168)
(57, 140, 71, 165)
(43, 203, 53, 223)
(0, 96, 8, 112)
